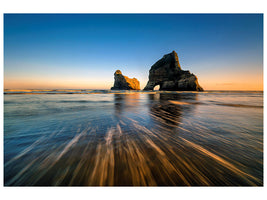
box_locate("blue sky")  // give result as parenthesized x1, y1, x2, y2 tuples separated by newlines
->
(4, 14, 263, 90)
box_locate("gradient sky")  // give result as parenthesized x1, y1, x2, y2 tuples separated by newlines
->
(4, 14, 263, 90)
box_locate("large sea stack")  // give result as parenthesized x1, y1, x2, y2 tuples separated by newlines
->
(143, 51, 203, 91)
(111, 70, 140, 90)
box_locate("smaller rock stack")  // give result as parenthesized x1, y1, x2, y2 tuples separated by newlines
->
(111, 70, 140, 90)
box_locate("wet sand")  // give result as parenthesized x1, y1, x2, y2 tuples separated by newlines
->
(4, 91, 263, 186)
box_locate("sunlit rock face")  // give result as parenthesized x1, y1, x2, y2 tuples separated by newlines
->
(144, 51, 204, 91)
(111, 70, 140, 90)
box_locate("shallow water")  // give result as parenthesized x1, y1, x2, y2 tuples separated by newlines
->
(4, 90, 263, 186)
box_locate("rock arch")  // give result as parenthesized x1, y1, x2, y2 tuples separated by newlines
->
(143, 51, 203, 91)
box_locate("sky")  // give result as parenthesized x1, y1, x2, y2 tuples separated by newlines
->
(4, 14, 263, 90)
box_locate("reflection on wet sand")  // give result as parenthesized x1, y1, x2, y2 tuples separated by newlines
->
(148, 93, 197, 128)
(114, 93, 140, 117)
(4, 93, 263, 186)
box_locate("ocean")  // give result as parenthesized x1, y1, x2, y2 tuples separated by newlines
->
(4, 90, 263, 186)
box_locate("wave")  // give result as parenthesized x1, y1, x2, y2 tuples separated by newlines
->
(169, 100, 263, 108)
(215, 103, 263, 108)
(59, 100, 111, 103)
(4, 89, 263, 95)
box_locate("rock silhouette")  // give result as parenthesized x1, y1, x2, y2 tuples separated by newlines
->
(144, 51, 203, 91)
(111, 70, 140, 90)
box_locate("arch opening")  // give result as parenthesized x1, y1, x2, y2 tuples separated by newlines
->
(154, 85, 160, 91)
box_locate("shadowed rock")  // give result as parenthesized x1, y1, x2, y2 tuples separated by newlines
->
(111, 70, 140, 90)
(144, 51, 204, 91)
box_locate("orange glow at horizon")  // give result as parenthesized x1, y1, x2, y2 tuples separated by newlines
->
(4, 73, 263, 91)
(197, 70, 263, 91)
(4, 77, 114, 90)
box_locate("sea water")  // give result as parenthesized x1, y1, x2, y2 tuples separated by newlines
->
(4, 90, 263, 186)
